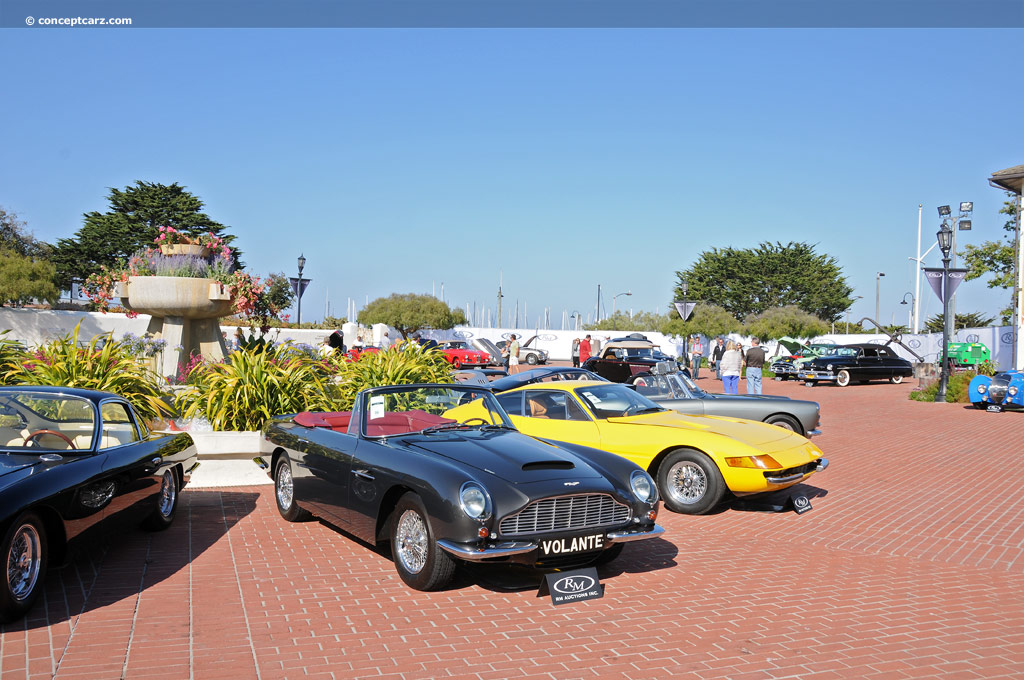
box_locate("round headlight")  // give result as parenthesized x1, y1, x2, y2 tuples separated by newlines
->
(459, 482, 491, 520)
(977, 384, 987, 394)
(630, 470, 657, 503)
(1009, 386, 1018, 396)
(826, 364, 833, 371)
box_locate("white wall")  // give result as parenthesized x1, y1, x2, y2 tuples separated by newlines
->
(2, 310, 1014, 370)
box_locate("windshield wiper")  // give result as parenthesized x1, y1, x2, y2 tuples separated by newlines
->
(624, 406, 664, 416)
(480, 424, 516, 431)
(419, 423, 468, 435)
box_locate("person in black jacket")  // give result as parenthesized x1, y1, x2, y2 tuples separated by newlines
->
(709, 337, 726, 380)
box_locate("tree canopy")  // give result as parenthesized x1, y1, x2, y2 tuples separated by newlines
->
(1, 206, 53, 259)
(662, 303, 741, 339)
(923, 311, 996, 334)
(358, 293, 468, 339)
(962, 192, 1020, 323)
(674, 241, 853, 323)
(51, 181, 241, 288)
(741, 305, 830, 342)
(585, 310, 671, 332)
(0, 249, 59, 306)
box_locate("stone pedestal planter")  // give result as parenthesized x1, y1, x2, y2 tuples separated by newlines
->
(119, 276, 233, 377)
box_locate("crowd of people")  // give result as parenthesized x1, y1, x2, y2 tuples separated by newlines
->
(688, 334, 766, 395)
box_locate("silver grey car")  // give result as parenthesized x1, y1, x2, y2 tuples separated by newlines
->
(631, 366, 822, 437)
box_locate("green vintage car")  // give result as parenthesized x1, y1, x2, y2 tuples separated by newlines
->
(769, 338, 837, 381)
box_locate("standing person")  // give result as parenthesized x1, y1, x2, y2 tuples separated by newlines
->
(720, 340, 743, 395)
(579, 334, 593, 365)
(709, 337, 726, 380)
(504, 334, 521, 374)
(571, 338, 581, 368)
(689, 335, 705, 380)
(380, 331, 390, 350)
(744, 337, 766, 394)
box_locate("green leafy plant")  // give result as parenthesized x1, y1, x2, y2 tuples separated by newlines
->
(330, 343, 454, 411)
(910, 370, 977, 403)
(977, 359, 998, 377)
(175, 345, 338, 431)
(3, 323, 172, 421)
(0, 330, 28, 384)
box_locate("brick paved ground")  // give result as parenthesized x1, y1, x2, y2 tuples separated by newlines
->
(3, 376, 1024, 679)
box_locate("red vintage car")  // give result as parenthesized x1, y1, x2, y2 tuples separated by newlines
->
(435, 341, 490, 369)
(345, 346, 381, 362)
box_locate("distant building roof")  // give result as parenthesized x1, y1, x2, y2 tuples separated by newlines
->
(989, 164, 1024, 194)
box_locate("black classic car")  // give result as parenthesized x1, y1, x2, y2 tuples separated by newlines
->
(486, 366, 609, 392)
(582, 337, 681, 383)
(1, 386, 199, 622)
(630, 365, 822, 437)
(256, 383, 663, 591)
(799, 343, 914, 387)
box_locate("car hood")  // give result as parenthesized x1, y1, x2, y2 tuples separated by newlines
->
(472, 338, 501, 357)
(0, 453, 48, 491)
(405, 431, 602, 484)
(606, 410, 803, 449)
(703, 393, 793, 402)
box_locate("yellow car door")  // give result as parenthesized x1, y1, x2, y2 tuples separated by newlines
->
(496, 389, 603, 449)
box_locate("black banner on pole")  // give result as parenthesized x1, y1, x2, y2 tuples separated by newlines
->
(923, 268, 968, 304)
(289, 277, 312, 299)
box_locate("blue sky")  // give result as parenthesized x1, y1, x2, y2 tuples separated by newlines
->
(1, 29, 1020, 329)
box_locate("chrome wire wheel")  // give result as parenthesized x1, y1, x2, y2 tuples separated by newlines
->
(395, 509, 428, 575)
(276, 462, 294, 510)
(157, 471, 177, 518)
(7, 523, 42, 602)
(666, 460, 708, 505)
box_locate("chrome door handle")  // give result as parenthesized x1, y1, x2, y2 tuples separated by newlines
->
(352, 469, 375, 481)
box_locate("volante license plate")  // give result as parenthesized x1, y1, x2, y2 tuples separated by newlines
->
(987, 404, 1003, 412)
(540, 534, 605, 556)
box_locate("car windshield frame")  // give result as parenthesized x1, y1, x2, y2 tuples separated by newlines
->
(572, 383, 667, 419)
(823, 347, 859, 358)
(357, 384, 515, 439)
(0, 391, 98, 453)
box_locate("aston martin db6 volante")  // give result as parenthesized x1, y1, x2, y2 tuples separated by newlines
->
(0, 386, 199, 622)
(447, 381, 828, 515)
(799, 343, 914, 387)
(255, 384, 663, 591)
(630, 364, 822, 437)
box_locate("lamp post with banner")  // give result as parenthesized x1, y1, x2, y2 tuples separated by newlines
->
(927, 227, 969, 402)
(289, 254, 311, 326)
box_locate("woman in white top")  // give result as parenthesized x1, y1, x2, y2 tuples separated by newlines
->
(719, 340, 743, 395)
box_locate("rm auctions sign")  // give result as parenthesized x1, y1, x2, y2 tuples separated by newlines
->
(543, 567, 604, 605)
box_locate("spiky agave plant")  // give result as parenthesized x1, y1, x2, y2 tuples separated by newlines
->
(176, 344, 337, 431)
(5, 322, 172, 421)
(330, 342, 454, 411)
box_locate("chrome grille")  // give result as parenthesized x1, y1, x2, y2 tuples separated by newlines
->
(990, 375, 1011, 403)
(499, 494, 631, 537)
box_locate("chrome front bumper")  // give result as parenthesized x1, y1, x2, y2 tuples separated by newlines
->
(437, 524, 665, 561)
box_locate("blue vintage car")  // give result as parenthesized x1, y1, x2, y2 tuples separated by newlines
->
(969, 371, 1024, 411)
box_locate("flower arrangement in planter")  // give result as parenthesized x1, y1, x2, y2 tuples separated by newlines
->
(154, 226, 232, 258)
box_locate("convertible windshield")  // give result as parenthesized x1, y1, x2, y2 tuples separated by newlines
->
(360, 384, 513, 437)
(573, 384, 666, 419)
(0, 392, 96, 451)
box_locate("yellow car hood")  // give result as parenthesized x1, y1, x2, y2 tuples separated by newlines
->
(607, 411, 808, 454)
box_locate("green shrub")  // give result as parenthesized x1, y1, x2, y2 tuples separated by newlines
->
(0, 330, 27, 383)
(330, 343, 453, 411)
(910, 370, 977, 403)
(176, 345, 337, 431)
(3, 323, 171, 421)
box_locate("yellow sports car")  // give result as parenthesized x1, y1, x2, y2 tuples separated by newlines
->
(446, 380, 828, 514)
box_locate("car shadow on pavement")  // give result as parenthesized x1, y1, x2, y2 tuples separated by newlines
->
(9, 489, 259, 632)
(725, 483, 828, 514)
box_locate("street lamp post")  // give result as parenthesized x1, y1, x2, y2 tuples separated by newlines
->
(680, 279, 689, 324)
(845, 295, 863, 333)
(937, 202, 973, 338)
(612, 291, 631, 329)
(935, 227, 954, 402)
(875, 272, 885, 322)
(900, 292, 915, 331)
(570, 311, 581, 331)
(295, 254, 307, 326)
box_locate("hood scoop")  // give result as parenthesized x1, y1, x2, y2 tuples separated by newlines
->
(522, 461, 575, 471)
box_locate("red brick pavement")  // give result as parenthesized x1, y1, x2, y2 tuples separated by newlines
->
(3, 376, 1024, 679)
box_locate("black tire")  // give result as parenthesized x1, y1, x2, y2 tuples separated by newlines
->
(836, 370, 851, 387)
(526, 354, 538, 365)
(591, 543, 625, 566)
(973, 402, 987, 410)
(764, 414, 802, 435)
(1, 512, 48, 623)
(390, 492, 456, 591)
(890, 375, 904, 384)
(657, 449, 726, 515)
(275, 456, 312, 522)
(142, 469, 179, 531)
(451, 357, 462, 369)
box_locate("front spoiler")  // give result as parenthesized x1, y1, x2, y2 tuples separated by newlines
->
(765, 458, 829, 485)
(437, 523, 665, 561)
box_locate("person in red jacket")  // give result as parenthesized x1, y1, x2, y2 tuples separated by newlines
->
(579, 334, 592, 365)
